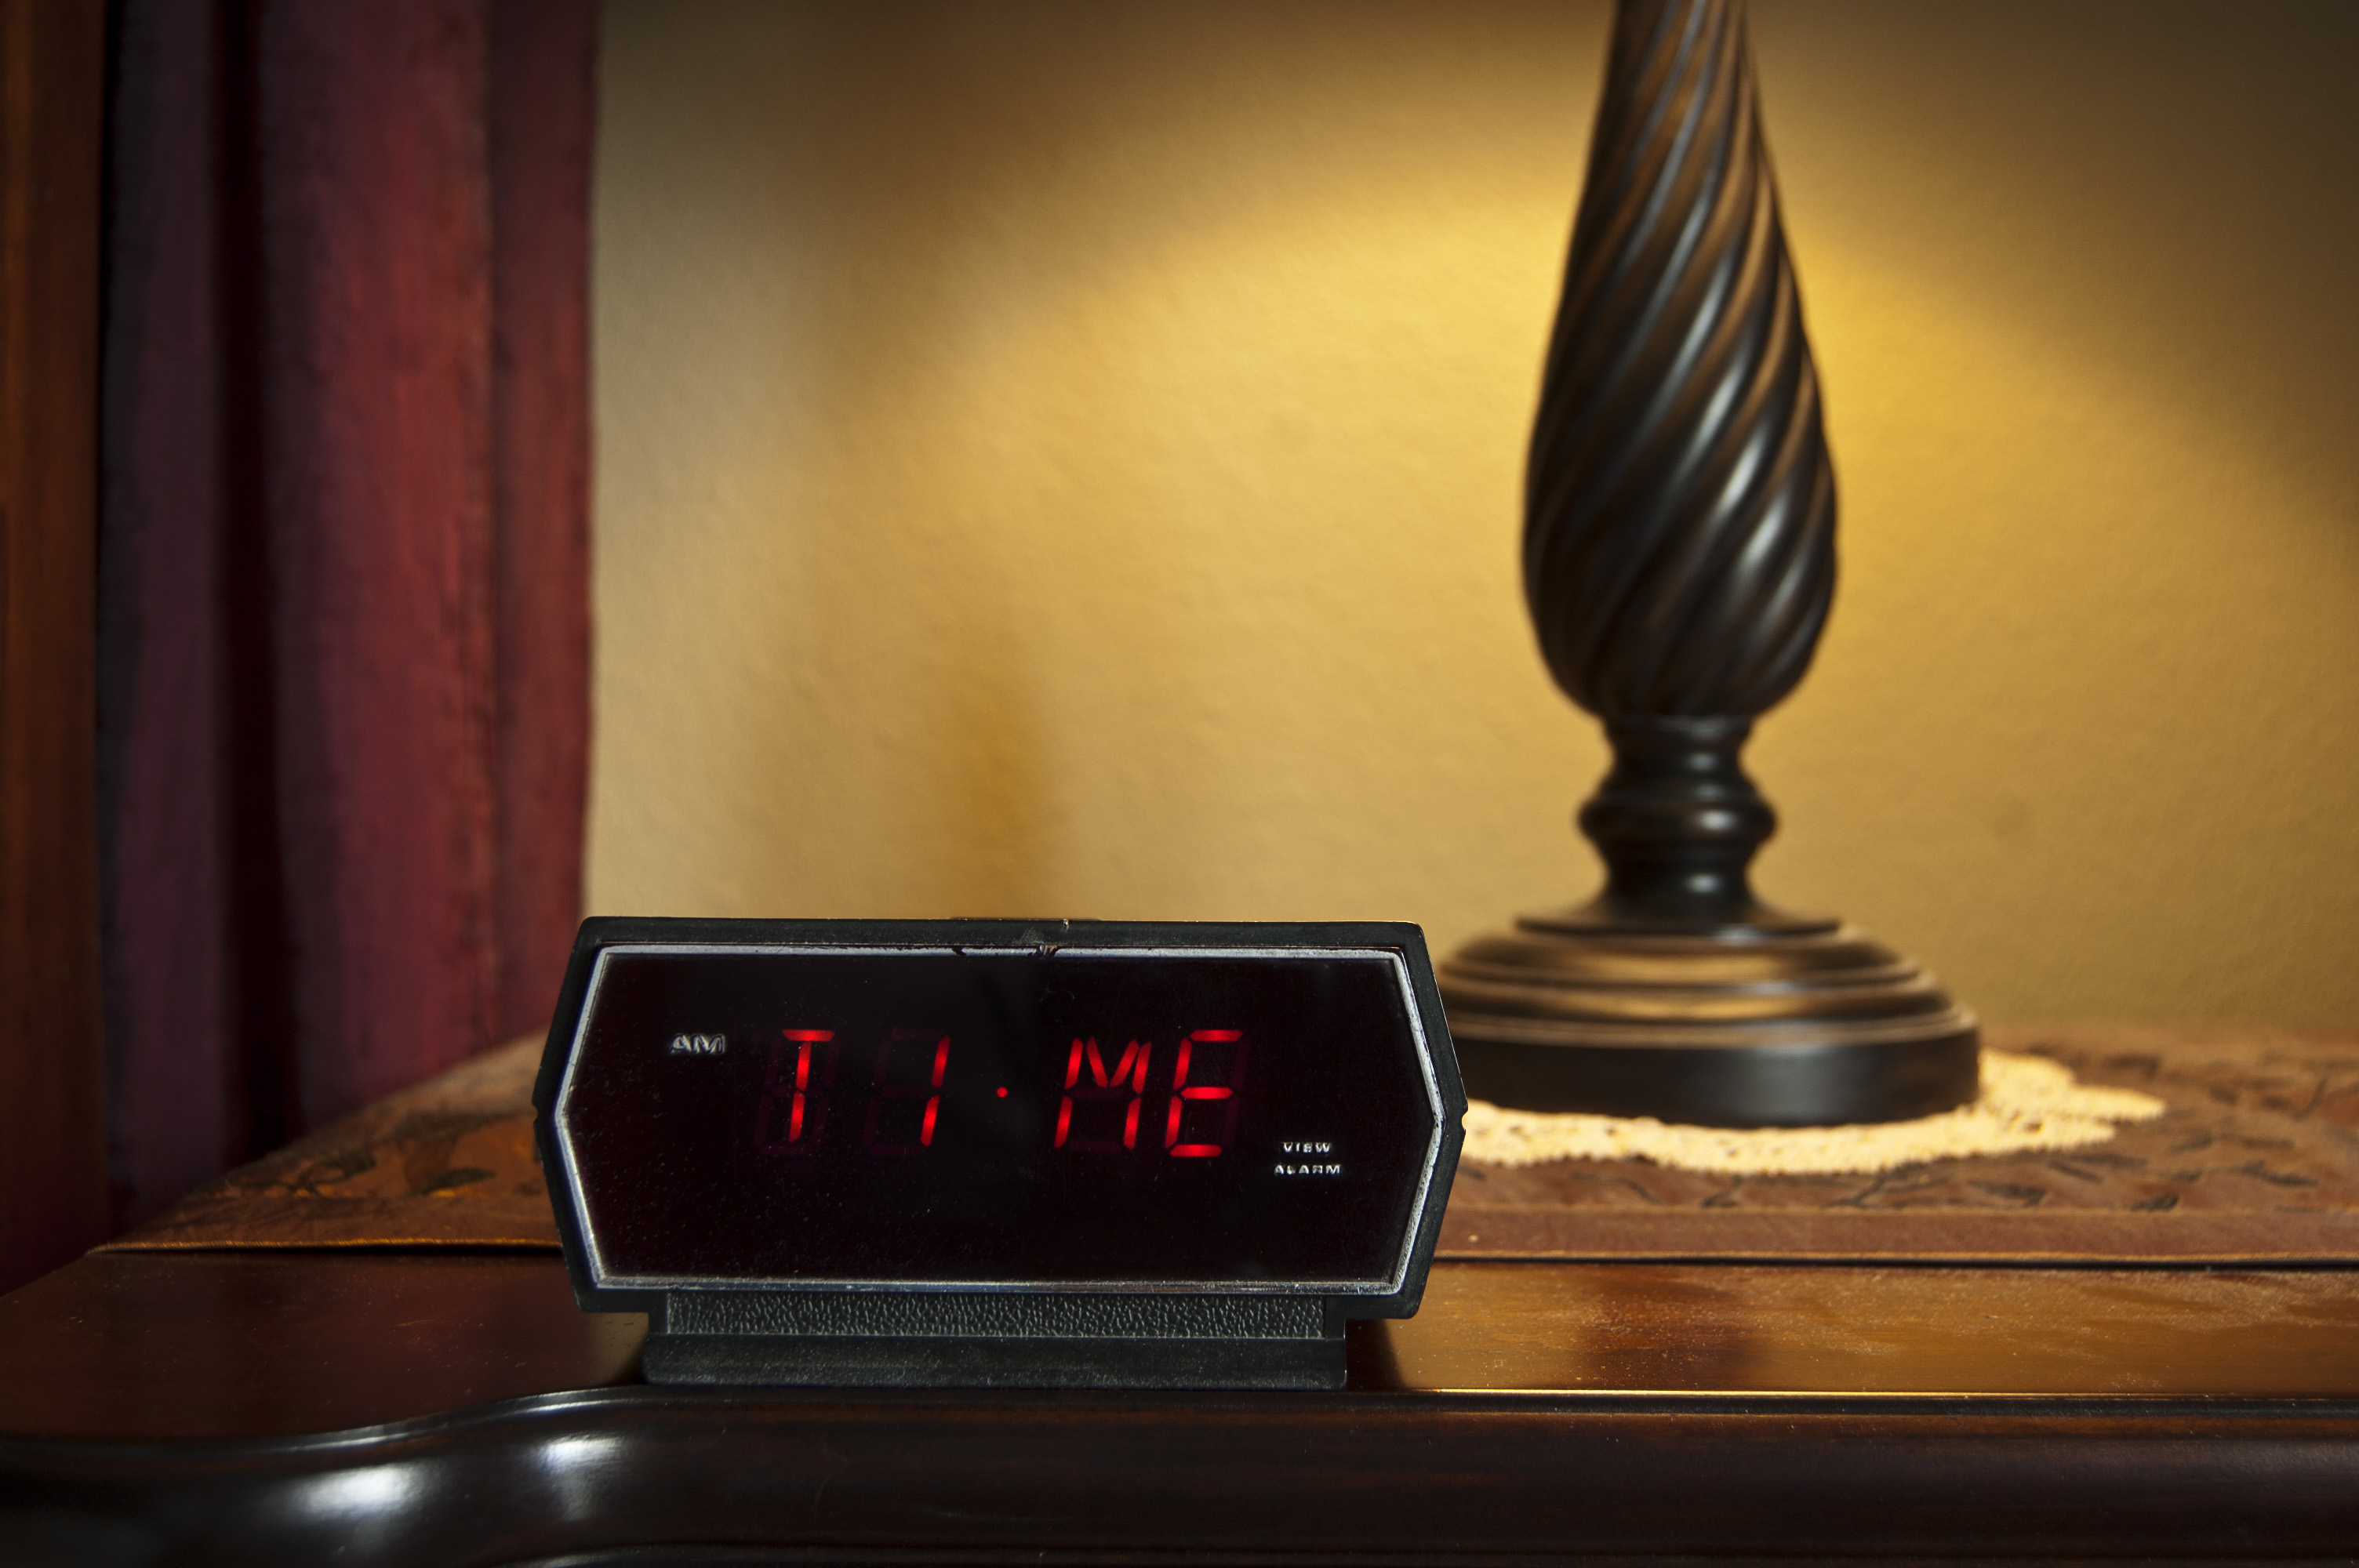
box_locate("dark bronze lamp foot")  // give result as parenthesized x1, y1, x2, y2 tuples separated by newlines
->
(1441, 724, 1977, 1129)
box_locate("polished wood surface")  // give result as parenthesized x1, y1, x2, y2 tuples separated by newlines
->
(5, 1250, 2359, 1563)
(18, 1385, 2359, 1566)
(1374, 1261, 2359, 1396)
(16, 1029, 2359, 1559)
(0, 0, 107, 1298)
(13, 1253, 2359, 1442)
(0, 1253, 642, 1441)
(103, 1037, 557, 1252)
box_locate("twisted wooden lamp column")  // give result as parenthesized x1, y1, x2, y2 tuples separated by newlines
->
(1438, 0, 1979, 1127)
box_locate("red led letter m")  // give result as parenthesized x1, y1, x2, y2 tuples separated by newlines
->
(1056, 1038, 1152, 1152)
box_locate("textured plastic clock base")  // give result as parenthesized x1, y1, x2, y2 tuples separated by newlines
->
(642, 1331, 1346, 1390)
(642, 1290, 1348, 1390)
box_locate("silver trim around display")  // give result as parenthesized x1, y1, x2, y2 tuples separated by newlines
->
(552, 942, 1448, 1297)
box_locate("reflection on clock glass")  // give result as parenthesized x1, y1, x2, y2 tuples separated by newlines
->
(558, 949, 1438, 1288)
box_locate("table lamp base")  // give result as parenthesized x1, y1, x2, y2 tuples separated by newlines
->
(1441, 904, 1979, 1127)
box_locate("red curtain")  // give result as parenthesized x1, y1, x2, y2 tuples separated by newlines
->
(98, 0, 594, 1226)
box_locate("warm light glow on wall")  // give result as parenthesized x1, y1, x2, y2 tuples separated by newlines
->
(592, 0, 2359, 1028)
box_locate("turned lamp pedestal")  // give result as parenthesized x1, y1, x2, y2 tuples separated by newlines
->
(1441, 720, 1977, 1127)
(1441, 0, 1977, 1127)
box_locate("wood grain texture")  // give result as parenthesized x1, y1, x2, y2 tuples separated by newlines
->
(1369, 1261, 2359, 1396)
(0, 1252, 643, 1442)
(0, 0, 107, 1296)
(14, 1252, 2359, 1439)
(100, 1025, 2359, 1264)
(98, 1035, 554, 1250)
(1445, 1022, 2359, 1261)
(3, 1254, 2359, 1562)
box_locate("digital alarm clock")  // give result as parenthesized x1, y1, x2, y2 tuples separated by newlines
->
(534, 918, 1466, 1390)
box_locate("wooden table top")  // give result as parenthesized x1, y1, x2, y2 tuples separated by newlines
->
(9, 1251, 2359, 1443)
(5, 1247, 2359, 1563)
(104, 1022, 2359, 1265)
(7, 1023, 2359, 1563)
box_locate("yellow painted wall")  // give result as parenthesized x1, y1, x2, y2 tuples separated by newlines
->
(590, 0, 2359, 1029)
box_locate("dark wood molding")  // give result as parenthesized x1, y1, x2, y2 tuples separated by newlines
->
(6, 1253, 2359, 1562)
(0, 0, 108, 1293)
(7, 1381, 2359, 1563)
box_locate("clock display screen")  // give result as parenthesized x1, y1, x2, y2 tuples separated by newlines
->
(554, 946, 1442, 1290)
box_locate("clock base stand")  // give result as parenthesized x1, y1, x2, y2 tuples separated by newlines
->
(644, 1329, 1343, 1390)
(642, 1290, 1348, 1391)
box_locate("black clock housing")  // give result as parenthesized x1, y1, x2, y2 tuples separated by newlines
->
(534, 917, 1464, 1388)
